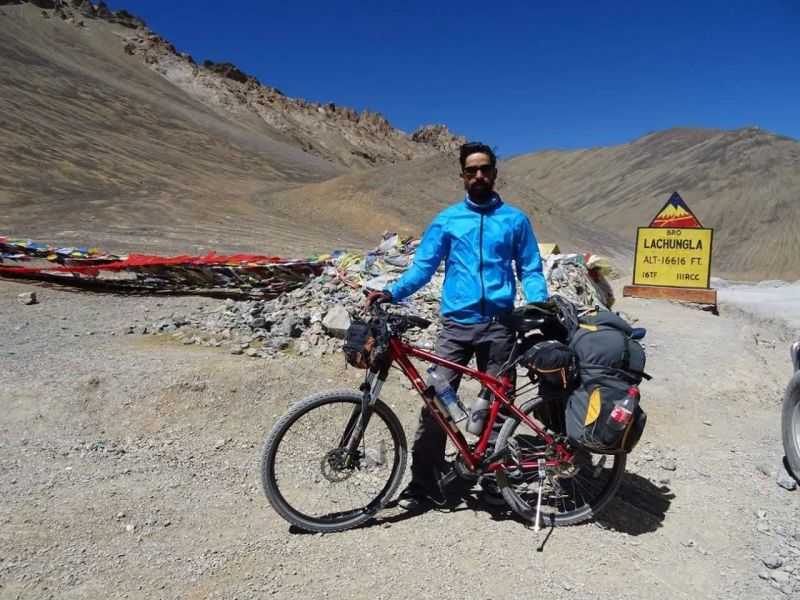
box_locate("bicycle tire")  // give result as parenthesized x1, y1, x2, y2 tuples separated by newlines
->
(782, 372, 800, 482)
(495, 395, 626, 527)
(261, 389, 407, 533)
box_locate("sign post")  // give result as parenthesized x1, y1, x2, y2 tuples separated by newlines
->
(623, 192, 716, 307)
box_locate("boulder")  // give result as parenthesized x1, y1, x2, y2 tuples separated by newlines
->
(69, 0, 94, 12)
(18, 291, 38, 305)
(322, 305, 351, 339)
(203, 61, 250, 84)
(273, 315, 304, 338)
(109, 8, 146, 29)
(94, 0, 111, 18)
(411, 124, 466, 151)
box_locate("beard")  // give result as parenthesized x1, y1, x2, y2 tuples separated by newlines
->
(465, 179, 495, 203)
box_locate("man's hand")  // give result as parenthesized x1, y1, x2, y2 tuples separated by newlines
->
(365, 290, 392, 309)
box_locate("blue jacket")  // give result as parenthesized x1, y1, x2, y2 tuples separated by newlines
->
(387, 194, 548, 324)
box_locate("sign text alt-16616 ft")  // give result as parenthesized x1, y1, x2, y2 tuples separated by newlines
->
(633, 227, 713, 287)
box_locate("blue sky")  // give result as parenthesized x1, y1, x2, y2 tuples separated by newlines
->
(109, 0, 800, 158)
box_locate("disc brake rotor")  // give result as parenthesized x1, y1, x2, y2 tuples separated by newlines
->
(320, 449, 360, 482)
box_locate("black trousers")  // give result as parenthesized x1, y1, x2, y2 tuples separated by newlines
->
(410, 318, 517, 483)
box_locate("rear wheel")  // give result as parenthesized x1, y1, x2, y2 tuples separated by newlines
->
(261, 389, 407, 533)
(782, 372, 800, 482)
(495, 394, 626, 527)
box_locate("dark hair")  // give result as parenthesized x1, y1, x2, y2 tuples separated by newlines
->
(459, 142, 497, 169)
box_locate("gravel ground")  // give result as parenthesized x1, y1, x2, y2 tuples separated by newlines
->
(2, 278, 800, 599)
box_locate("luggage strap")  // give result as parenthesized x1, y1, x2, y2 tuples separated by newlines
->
(581, 363, 653, 382)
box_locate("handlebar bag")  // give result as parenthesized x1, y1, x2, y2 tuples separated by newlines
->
(343, 320, 376, 369)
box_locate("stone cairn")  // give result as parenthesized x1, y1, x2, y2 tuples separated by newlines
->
(137, 234, 613, 360)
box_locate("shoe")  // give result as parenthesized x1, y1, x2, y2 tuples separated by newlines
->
(397, 491, 424, 511)
(397, 480, 445, 510)
(480, 479, 506, 507)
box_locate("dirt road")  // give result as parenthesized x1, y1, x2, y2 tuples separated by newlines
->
(1, 278, 798, 599)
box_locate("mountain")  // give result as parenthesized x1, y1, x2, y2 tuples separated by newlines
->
(262, 153, 631, 259)
(0, 0, 625, 260)
(2, 1, 797, 283)
(504, 127, 800, 281)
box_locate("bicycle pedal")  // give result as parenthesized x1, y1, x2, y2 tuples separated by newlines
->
(436, 466, 458, 490)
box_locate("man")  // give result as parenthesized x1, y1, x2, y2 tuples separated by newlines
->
(367, 141, 549, 510)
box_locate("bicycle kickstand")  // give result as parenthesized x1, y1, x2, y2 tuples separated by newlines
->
(534, 458, 546, 533)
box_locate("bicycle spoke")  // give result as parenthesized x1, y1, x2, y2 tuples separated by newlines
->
(495, 395, 625, 526)
(266, 395, 402, 525)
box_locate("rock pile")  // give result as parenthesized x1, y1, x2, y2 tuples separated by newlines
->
(140, 266, 442, 359)
(136, 234, 616, 361)
(757, 525, 800, 595)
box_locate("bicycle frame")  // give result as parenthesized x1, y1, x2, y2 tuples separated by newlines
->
(360, 334, 575, 476)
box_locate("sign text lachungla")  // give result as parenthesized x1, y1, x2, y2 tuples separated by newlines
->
(632, 192, 713, 289)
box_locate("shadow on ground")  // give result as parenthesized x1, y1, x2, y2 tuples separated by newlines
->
(288, 472, 673, 536)
(597, 473, 674, 535)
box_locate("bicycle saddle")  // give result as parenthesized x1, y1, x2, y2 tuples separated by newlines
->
(497, 302, 567, 340)
(496, 313, 552, 333)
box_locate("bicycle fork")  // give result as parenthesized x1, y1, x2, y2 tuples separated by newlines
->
(340, 372, 386, 466)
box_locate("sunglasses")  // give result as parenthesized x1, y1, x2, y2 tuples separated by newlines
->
(463, 164, 495, 176)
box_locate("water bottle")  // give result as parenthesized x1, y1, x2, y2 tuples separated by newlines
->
(466, 386, 492, 435)
(426, 366, 467, 422)
(606, 387, 639, 431)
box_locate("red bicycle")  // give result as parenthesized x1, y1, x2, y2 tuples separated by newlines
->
(260, 303, 626, 533)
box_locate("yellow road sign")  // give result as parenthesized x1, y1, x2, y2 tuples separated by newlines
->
(633, 227, 713, 288)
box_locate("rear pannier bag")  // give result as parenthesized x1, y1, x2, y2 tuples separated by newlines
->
(563, 307, 649, 453)
(565, 376, 646, 454)
(533, 388, 568, 435)
(522, 340, 580, 391)
(569, 310, 646, 380)
(343, 320, 376, 369)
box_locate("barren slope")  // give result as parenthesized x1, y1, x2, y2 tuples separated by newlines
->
(263, 153, 633, 260)
(0, 2, 631, 262)
(0, 4, 356, 255)
(504, 127, 800, 282)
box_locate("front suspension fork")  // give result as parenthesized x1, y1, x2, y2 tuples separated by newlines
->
(340, 371, 387, 465)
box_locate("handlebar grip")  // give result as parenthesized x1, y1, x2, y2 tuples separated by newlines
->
(406, 315, 431, 329)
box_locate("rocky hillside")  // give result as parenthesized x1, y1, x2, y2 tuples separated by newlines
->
(0, 0, 627, 261)
(0, 1, 465, 255)
(2, 1, 797, 283)
(1, 0, 463, 169)
(262, 153, 632, 260)
(504, 127, 800, 282)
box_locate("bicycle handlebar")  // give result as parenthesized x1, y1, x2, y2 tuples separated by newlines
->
(367, 299, 432, 332)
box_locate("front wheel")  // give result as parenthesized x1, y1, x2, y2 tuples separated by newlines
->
(495, 394, 626, 527)
(782, 372, 800, 482)
(261, 389, 407, 533)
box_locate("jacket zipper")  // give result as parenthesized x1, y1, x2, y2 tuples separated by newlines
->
(479, 213, 485, 317)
